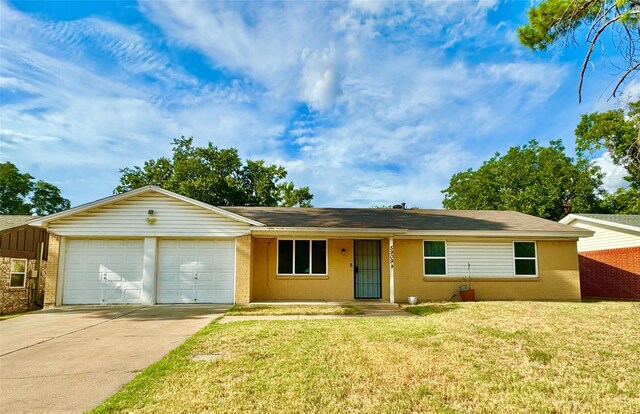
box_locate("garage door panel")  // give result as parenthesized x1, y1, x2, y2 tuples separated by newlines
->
(124, 289, 142, 300)
(63, 238, 144, 305)
(179, 239, 196, 249)
(157, 239, 234, 304)
(64, 289, 102, 304)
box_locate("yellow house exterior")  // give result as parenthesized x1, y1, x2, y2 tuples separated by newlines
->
(28, 186, 591, 306)
(234, 236, 581, 303)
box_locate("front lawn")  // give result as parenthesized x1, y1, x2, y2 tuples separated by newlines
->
(93, 301, 639, 413)
(225, 304, 362, 316)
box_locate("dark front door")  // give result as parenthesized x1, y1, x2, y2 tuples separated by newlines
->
(354, 240, 382, 299)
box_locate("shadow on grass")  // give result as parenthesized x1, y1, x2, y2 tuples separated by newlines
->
(404, 303, 460, 316)
(225, 305, 363, 316)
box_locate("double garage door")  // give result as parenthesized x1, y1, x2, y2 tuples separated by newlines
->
(63, 238, 234, 304)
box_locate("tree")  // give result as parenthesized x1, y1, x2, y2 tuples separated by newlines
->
(600, 187, 640, 213)
(442, 140, 603, 221)
(573, 100, 640, 214)
(0, 162, 33, 214)
(575, 99, 640, 185)
(518, 0, 640, 102)
(116, 137, 314, 207)
(31, 181, 71, 215)
(0, 162, 70, 215)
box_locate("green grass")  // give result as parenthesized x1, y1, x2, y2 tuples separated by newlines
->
(92, 301, 640, 414)
(0, 311, 32, 321)
(403, 302, 459, 316)
(225, 304, 362, 316)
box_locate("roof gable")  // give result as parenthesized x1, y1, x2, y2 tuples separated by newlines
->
(559, 214, 640, 232)
(29, 186, 264, 228)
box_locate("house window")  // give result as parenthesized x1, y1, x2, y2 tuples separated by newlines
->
(277, 240, 327, 275)
(514, 242, 537, 276)
(424, 241, 446, 275)
(10, 259, 27, 288)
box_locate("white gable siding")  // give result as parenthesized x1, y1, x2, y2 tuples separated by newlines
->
(447, 242, 516, 277)
(572, 221, 640, 252)
(48, 192, 251, 237)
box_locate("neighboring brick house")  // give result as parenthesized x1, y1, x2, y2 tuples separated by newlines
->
(559, 214, 640, 300)
(0, 215, 58, 314)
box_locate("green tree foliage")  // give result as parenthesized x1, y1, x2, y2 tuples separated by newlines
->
(116, 137, 313, 207)
(574, 100, 640, 214)
(31, 181, 71, 216)
(518, 0, 640, 102)
(575, 100, 640, 185)
(0, 162, 33, 214)
(600, 187, 640, 213)
(442, 140, 603, 221)
(0, 162, 70, 215)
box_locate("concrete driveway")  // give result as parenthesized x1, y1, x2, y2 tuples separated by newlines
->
(0, 305, 228, 413)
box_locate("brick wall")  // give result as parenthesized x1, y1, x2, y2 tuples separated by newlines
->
(578, 246, 639, 300)
(0, 257, 38, 314)
(43, 234, 60, 308)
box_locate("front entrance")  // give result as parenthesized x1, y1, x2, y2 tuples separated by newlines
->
(354, 240, 382, 299)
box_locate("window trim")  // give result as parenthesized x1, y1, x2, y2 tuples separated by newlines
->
(276, 238, 328, 276)
(9, 258, 28, 289)
(513, 241, 538, 277)
(423, 240, 448, 276)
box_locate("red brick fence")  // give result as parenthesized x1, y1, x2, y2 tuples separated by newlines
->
(578, 246, 640, 300)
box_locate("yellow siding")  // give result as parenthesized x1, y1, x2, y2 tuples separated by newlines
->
(251, 238, 390, 302)
(393, 239, 581, 301)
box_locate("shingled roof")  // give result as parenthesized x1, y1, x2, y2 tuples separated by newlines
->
(0, 215, 36, 232)
(222, 207, 585, 234)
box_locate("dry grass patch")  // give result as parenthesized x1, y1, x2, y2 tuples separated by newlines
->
(225, 304, 362, 316)
(92, 301, 640, 414)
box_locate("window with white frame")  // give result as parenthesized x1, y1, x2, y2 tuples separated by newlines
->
(424, 241, 447, 275)
(277, 239, 327, 275)
(10, 259, 27, 288)
(514, 242, 537, 276)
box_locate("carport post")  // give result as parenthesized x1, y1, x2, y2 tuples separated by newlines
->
(142, 237, 157, 304)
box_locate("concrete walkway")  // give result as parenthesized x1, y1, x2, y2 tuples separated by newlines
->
(0, 305, 228, 414)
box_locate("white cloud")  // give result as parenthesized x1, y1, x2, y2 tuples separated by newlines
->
(300, 46, 344, 109)
(594, 152, 629, 192)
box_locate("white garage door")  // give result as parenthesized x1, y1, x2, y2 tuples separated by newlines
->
(63, 239, 145, 304)
(157, 239, 235, 304)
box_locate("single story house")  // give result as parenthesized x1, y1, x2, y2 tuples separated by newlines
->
(28, 186, 592, 306)
(559, 214, 639, 300)
(1, 216, 55, 314)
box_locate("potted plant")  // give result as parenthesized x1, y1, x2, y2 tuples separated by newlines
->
(458, 264, 476, 301)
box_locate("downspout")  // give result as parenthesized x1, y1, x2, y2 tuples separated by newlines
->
(389, 237, 395, 304)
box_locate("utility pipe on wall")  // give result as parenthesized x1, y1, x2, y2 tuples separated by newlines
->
(389, 237, 395, 304)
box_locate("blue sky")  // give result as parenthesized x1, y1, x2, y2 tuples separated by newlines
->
(0, 0, 635, 208)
